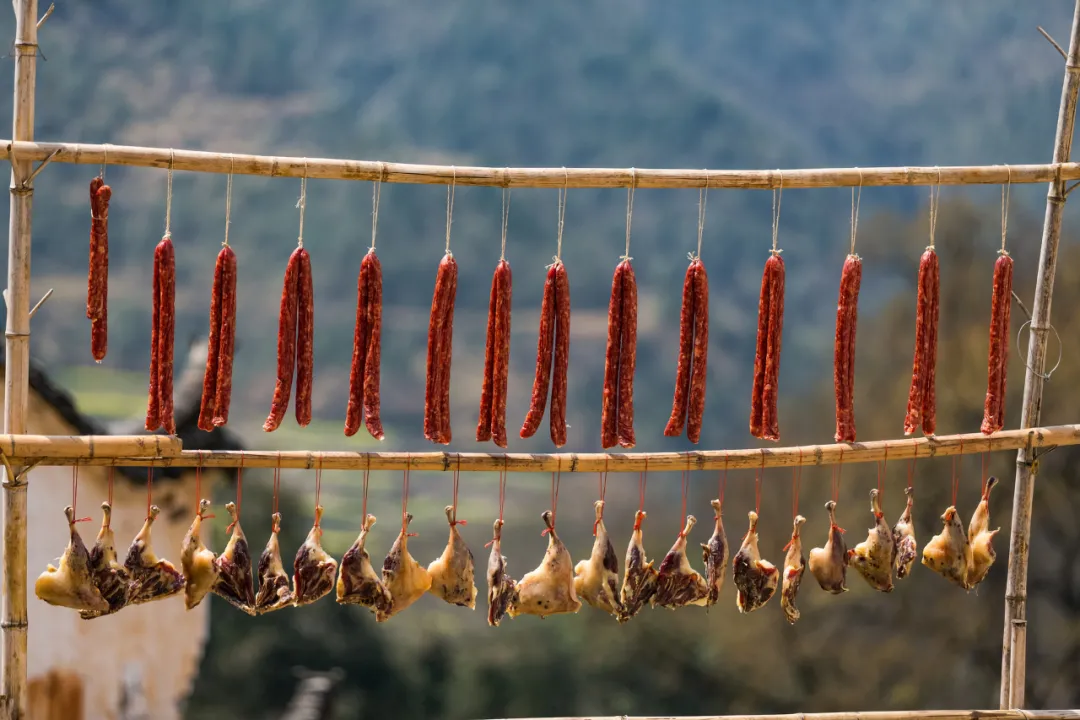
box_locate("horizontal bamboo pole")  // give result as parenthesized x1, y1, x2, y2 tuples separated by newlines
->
(4, 139, 1080, 189)
(2, 424, 1076, 472)
(0, 434, 181, 460)
(483, 711, 1080, 720)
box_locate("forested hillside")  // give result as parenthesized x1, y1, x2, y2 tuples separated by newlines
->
(1, 2, 1079, 718)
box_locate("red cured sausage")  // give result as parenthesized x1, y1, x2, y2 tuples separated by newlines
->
(475, 264, 499, 443)
(425, 254, 458, 444)
(145, 240, 163, 432)
(344, 252, 370, 438)
(617, 260, 638, 448)
(750, 254, 785, 441)
(361, 251, 385, 440)
(198, 248, 227, 432)
(664, 260, 697, 438)
(600, 262, 626, 449)
(520, 264, 558, 439)
(981, 254, 1013, 434)
(212, 246, 238, 428)
(490, 260, 512, 448)
(904, 249, 939, 436)
(686, 260, 709, 444)
(145, 236, 176, 434)
(294, 248, 314, 428)
(264, 249, 303, 432)
(549, 262, 570, 448)
(833, 254, 862, 443)
(88, 179, 111, 361)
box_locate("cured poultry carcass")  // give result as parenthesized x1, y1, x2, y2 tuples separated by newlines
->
(701, 499, 728, 608)
(377, 512, 432, 622)
(967, 476, 1000, 589)
(509, 511, 581, 619)
(81, 502, 131, 619)
(732, 510, 779, 613)
(254, 513, 293, 613)
(808, 501, 848, 594)
(213, 502, 256, 614)
(293, 506, 338, 607)
(486, 519, 518, 627)
(892, 487, 917, 580)
(618, 510, 658, 622)
(180, 499, 218, 611)
(781, 515, 807, 624)
(847, 489, 895, 593)
(921, 505, 972, 589)
(653, 515, 709, 609)
(336, 514, 392, 616)
(573, 500, 623, 618)
(124, 505, 185, 605)
(35, 507, 109, 614)
(428, 506, 477, 608)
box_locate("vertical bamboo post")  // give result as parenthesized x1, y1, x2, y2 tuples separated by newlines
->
(4, 0, 38, 718)
(999, 1, 1080, 709)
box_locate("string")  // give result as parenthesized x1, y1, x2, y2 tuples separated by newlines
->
(622, 168, 635, 261)
(594, 458, 609, 536)
(194, 453, 202, 513)
(878, 444, 888, 496)
(755, 450, 767, 514)
(500, 178, 511, 261)
(70, 464, 90, 523)
(928, 167, 941, 250)
(831, 448, 845, 504)
(100, 144, 108, 181)
(771, 171, 784, 255)
(314, 458, 323, 527)
(680, 458, 691, 532)
(1000, 167, 1011, 255)
(271, 466, 281, 532)
(146, 465, 153, 518)
(792, 449, 802, 518)
(485, 463, 510, 549)
(543, 460, 562, 536)
(555, 168, 567, 261)
(719, 453, 728, 506)
(981, 451, 988, 494)
(907, 444, 917, 491)
(695, 171, 709, 259)
(951, 439, 964, 506)
(222, 157, 233, 247)
(371, 168, 383, 252)
(445, 167, 456, 255)
(401, 455, 416, 536)
(228, 453, 245, 533)
(451, 455, 466, 526)
(849, 169, 863, 255)
(362, 455, 370, 520)
(638, 457, 649, 513)
(296, 161, 308, 248)
(164, 150, 174, 238)
(107, 467, 114, 508)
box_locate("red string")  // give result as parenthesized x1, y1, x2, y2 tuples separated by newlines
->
(877, 444, 889, 496)
(543, 461, 562, 535)
(499, 457, 507, 522)
(680, 467, 690, 532)
(146, 466, 153, 518)
(908, 444, 917, 490)
(194, 455, 202, 513)
(227, 465, 244, 534)
(361, 455, 371, 520)
(271, 454, 282, 530)
(719, 453, 728, 506)
(107, 467, 114, 507)
(638, 457, 649, 513)
(792, 449, 802, 518)
(401, 459, 416, 537)
(754, 450, 765, 515)
(951, 439, 963, 505)
(831, 448, 844, 504)
(451, 455, 467, 526)
(980, 451, 988, 494)
(70, 465, 90, 523)
(594, 458, 609, 536)
(314, 460, 323, 529)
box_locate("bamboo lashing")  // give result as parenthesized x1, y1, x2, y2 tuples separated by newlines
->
(495, 712, 1080, 720)
(4, 139, 1080, 189)
(491, 711, 1080, 720)
(3, 423, 1075, 472)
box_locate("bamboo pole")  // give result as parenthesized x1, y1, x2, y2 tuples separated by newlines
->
(485, 712, 1080, 720)
(2, 424, 1075, 472)
(1001, 2, 1080, 710)
(2, 139, 1080, 189)
(4, 2, 37, 718)
(484, 712, 1080, 720)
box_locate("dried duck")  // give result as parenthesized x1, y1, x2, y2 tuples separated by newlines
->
(653, 515, 709, 609)
(847, 489, 895, 593)
(781, 515, 807, 624)
(427, 506, 477, 608)
(966, 476, 1000, 589)
(378, 512, 431, 622)
(509, 511, 581, 619)
(573, 500, 623, 618)
(213, 502, 256, 614)
(255, 513, 293, 613)
(892, 487, 917, 580)
(701, 499, 729, 608)
(81, 502, 131, 619)
(808, 501, 848, 594)
(293, 506, 338, 607)
(618, 510, 658, 622)
(486, 519, 518, 627)
(336, 513, 392, 616)
(180, 499, 218, 611)
(732, 510, 779, 613)
(35, 507, 109, 614)
(922, 504, 972, 589)
(124, 505, 185, 605)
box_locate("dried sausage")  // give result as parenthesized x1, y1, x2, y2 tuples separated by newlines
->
(904, 249, 939, 436)
(361, 251, 385, 440)
(425, 254, 457, 444)
(198, 248, 227, 431)
(664, 260, 697, 438)
(145, 240, 163, 432)
(213, 246, 237, 428)
(520, 264, 558, 439)
(600, 262, 625, 449)
(981, 254, 1014, 434)
(88, 179, 111, 361)
(751, 254, 785, 441)
(345, 252, 371, 437)
(490, 260, 512, 448)
(686, 260, 709, 444)
(145, 237, 176, 434)
(833, 254, 862, 443)
(294, 248, 314, 428)
(617, 260, 638, 448)
(263, 249, 303, 432)
(550, 262, 570, 448)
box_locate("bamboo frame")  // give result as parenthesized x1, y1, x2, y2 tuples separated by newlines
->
(495, 712, 1080, 720)
(3, 139, 1080, 189)
(494, 712, 1080, 720)
(1001, 3, 1080, 709)
(1, 424, 1073, 472)
(4, 1, 37, 718)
